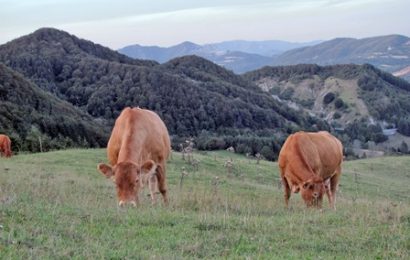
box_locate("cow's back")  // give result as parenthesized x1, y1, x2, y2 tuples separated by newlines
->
(107, 107, 170, 165)
(305, 132, 342, 176)
(0, 134, 8, 143)
(279, 131, 343, 179)
(279, 133, 320, 179)
(0, 134, 11, 147)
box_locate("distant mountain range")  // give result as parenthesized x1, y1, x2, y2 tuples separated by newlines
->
(118, 40, 319, 73)
(119, 35, 410, 81)
(274, 35, 410, 81)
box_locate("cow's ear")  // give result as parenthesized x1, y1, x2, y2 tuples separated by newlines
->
(98, 163, 114, 178)
(303, 181, 312, 190)
(141, 160, 157, 175)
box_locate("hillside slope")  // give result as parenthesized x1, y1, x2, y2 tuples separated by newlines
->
(0, 63, 108, 151)
(244, 64, 410, 146)
(0, 28, 324, 155)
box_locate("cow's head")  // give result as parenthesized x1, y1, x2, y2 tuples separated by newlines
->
(300, 176, 325, 208)
(97, 160, 157, 206)
(5, 149, 12, 158)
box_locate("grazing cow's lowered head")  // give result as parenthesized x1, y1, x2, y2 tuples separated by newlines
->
(0, 134, 12, 158)
(300, 176, 326, 208)
(98, 160, 157, 206)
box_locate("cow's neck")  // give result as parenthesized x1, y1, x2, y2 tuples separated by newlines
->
(290, 165, 318, 183)
(117, 140, 148, 165)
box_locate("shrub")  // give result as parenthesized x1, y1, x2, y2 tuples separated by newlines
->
(333, 112, 342, 119)
(279, 88, 294, 100)
(260, 145, 276, 161)
(323, 92, 335, 105)
(334, 98, 346, 109)
(399, 141, 408, 154)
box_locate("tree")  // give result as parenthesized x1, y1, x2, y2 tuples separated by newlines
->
(260, 145, 276, 161)
(399, 141, 408, 154)
(334, 98, 346, 109)
(323, 92, 335, 105)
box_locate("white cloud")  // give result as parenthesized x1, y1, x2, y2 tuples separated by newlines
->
(0, 0, 409, 48)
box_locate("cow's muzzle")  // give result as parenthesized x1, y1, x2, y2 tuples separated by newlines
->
(119, 200, 137, 207)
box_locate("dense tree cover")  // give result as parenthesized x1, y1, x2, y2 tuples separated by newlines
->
(0, 63, 108, 152)
(344, 119, 387, 144)
(243, 64, 364, 82)
(174, 128, 287, 161)
(0, 28, 157, 68)
(357, 65, 410, 136)
(397, 118, 410, 136)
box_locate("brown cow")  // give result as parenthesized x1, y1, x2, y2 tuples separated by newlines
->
(278, 131, 343, 209)
(0, 134, 12, 158)
(97, 107, 171, 206)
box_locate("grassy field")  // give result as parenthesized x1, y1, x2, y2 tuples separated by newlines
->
(0, 149, 409, 259)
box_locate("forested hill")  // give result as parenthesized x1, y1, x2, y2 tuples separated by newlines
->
(0, 28, 326, 158)
(0, 28, 158, 67)
(159, 55, 307, 126)
(0, 63, 108, 151)
(0, 28, 157, 97)
(244, 64, 410, 145)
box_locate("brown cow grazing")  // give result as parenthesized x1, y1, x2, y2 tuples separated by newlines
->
(0, 134, 12, 158)
(97, 107, 171, 206)
(278, 131, 343, 209)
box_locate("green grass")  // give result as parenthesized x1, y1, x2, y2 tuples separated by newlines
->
(1, 149, 409, 259)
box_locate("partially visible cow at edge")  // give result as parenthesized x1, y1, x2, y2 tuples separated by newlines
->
(97, 107, 171, 206)
(0, 134, 12, 158)
(278, 131, 343, 209)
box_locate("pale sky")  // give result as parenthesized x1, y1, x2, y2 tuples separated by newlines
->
(1, 0, 409, 49)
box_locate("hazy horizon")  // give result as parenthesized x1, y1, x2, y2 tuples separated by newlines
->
(1, 0, 409, 49)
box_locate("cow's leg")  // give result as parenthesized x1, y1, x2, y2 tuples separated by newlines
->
(329, 166, 341, 210)
(324, 178, 333, 207)
(156, 164, 168, 205)
(280, 171, 291, 208)
(148, 174, 158, 205)
(133, 194, 140, 207)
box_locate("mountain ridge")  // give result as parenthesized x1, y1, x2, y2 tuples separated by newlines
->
(117, 34, 410, 80)
(273, 34, 410, 81)
(118, 39, 319, 73)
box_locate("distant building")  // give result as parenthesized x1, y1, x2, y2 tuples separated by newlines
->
(382, 128, 397, 136)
